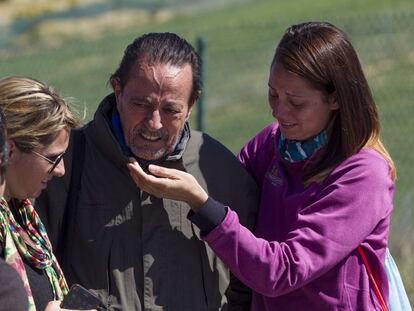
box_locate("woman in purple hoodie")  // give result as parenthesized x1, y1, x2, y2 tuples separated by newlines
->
(128, 22, 395, 310)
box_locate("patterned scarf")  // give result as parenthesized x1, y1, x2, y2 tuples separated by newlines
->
(278, 130, 328, 163)
(0, 197, 68, 311)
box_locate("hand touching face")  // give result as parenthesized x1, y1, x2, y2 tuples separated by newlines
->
(127, 160, 208, 211)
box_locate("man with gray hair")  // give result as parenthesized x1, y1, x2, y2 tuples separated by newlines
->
(36, 32, 258, 310)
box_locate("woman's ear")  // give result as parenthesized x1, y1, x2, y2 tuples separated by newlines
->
(7, 140, 16, 161)
(328, 91, 339, 111)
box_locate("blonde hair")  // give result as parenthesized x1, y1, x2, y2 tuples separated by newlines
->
(366, 135, 396, 181)
(0, 76, 80, 151)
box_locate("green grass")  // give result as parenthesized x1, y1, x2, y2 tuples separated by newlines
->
(1, 0, 414, 303)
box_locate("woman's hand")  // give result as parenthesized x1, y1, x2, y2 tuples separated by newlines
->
(127, 160, 208, 212)
(44, 300, 96, 311)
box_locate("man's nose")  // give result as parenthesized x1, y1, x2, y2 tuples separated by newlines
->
(147, 109, 162, 130)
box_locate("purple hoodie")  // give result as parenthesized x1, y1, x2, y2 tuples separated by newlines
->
(202, 123, 394, 310)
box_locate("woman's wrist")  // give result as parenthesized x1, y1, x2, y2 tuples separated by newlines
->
(188, 188, 209, 212)
(187, 197, 227, 235)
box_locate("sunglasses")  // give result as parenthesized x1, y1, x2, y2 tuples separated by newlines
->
(32, 150, 65, 173)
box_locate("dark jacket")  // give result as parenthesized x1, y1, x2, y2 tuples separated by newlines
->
(0, 258, 28, 311)
(36, 94, 258, 311)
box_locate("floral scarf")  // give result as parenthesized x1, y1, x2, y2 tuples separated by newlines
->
(0, 197, 68, 311)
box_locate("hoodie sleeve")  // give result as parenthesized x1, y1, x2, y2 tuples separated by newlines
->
(200, 150, 394, 297)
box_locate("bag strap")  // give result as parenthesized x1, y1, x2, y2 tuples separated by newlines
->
(357, 246, 389, 311)
(58, 129, 85, 272)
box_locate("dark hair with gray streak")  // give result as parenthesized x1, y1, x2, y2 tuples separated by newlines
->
(110, 32, 202, 105)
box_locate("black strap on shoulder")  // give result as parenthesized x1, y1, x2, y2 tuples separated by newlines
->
(58, 129, 85, 271)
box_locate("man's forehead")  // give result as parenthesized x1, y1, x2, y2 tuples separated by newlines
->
(128, 61, 193, 84)
(135, 58, 191, 72)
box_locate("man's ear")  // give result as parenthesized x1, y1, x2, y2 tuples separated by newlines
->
(186, 101, 195, 121)
(111, 78, 122, 99)
(111, 78, 124, 113)
(186, 91, 201, 120)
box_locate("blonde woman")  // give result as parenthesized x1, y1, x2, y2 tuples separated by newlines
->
(0, 76, 86, 311)
(0, 107, 29, 311)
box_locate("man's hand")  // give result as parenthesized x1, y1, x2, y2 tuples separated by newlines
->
(127, 160, 208, 212)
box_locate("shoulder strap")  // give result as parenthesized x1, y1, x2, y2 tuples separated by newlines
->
(357, 246, 389, 311)
(58, 129, 85, 270)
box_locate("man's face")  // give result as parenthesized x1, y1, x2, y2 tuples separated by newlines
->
(114, 61, 194, 160)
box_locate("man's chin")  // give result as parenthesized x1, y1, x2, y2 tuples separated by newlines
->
(132, 148, 168, 161)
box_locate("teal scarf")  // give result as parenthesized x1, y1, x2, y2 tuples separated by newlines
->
(278, 131, 328, 163)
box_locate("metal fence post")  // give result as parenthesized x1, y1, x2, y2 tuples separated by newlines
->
(196, 36, 206, 132)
